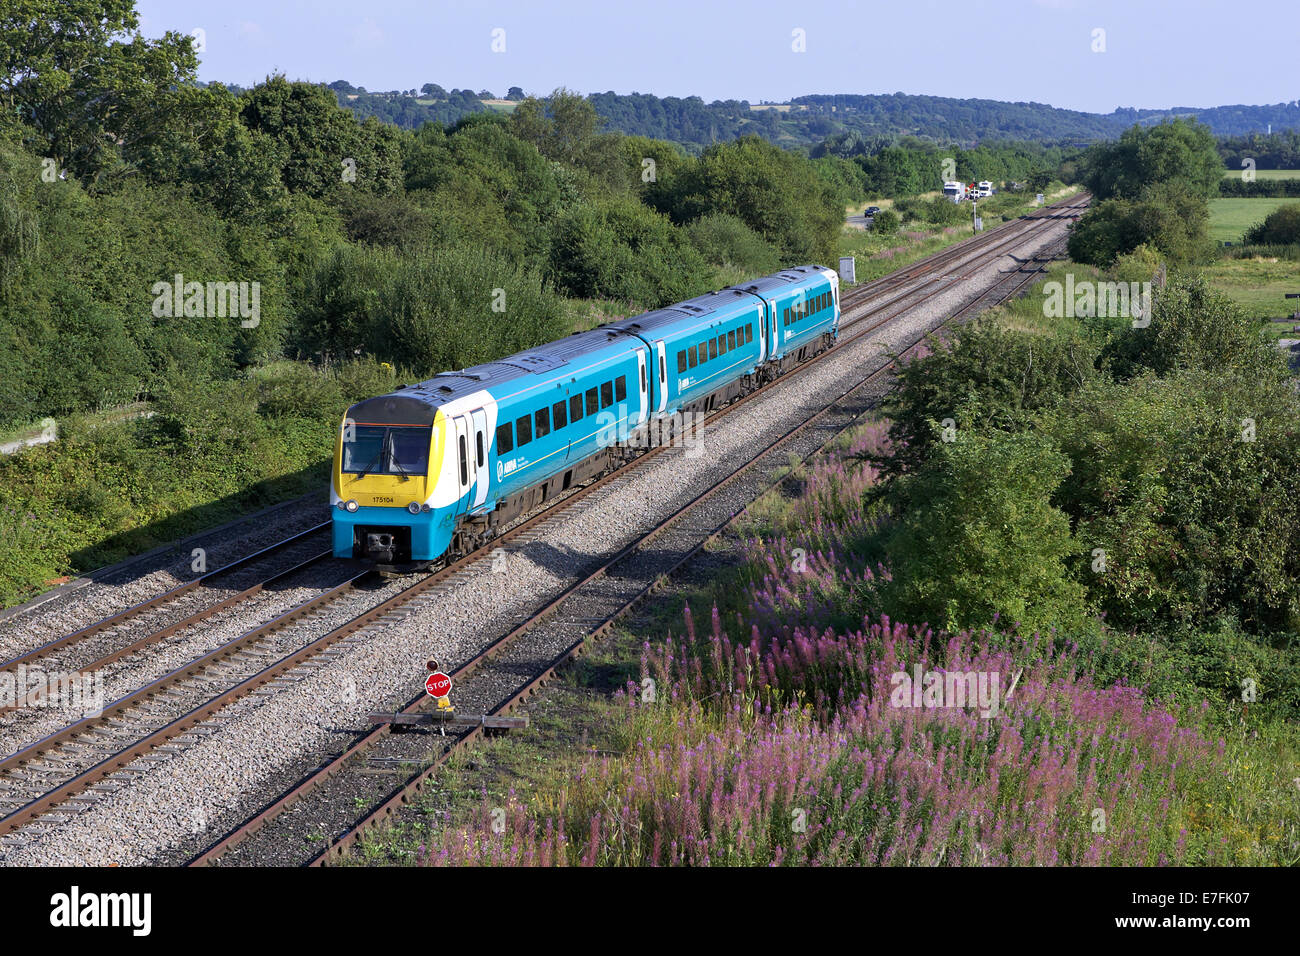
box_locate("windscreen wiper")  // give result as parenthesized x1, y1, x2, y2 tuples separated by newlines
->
(389, 446, 412, 481)
(353, 433, 387, 480)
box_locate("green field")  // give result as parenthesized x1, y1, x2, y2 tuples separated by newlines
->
(1201, 255, 1300, 327)
(1208, 197, 1296, 243)
(1222, 168, 1300, 180)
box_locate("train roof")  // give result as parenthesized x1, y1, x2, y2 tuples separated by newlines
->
(607, 265, 831, 338)
(730, 264, 831, 297)
(346, 265, 834, 425)
(348, 325, 642, 423)
(608, 287, 755, 337)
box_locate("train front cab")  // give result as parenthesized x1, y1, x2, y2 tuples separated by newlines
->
(331, 393, 455, 566)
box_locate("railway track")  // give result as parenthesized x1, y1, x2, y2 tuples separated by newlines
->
(0, 193, 1082, 858)
(188, 206, 1079, 867)
(0, 525, 335, 714)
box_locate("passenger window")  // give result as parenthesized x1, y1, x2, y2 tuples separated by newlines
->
(615, 375, 627, 402)
(706, 338, 715, 359)
(458, 435, 468, 485)
(586, 387, 598, 416)
(728, 330, 736, 350)
(677, 351, 687, 373)
(476, 431, 484, 467)
(718, 335, 727, 356)
(600, 381, 613, 408)
(570, 394, 583, 423)
(553, 400, 567, 430)
(515, 415, 532, 446)
(496, 422, 513, 454)
(688, 346, 697, 368)
(535, 406, 550, 438)
(697, 339, 706, 362)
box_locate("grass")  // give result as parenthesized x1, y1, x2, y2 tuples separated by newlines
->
(1222, 168, 1300, 181)
(1208, 198, 1295, 243)
(1200, 255, 1300, 327)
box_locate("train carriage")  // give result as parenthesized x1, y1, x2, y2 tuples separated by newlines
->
(332, 264, 840, 567)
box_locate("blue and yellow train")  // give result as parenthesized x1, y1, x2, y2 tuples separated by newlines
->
(331, 264, 841, 566)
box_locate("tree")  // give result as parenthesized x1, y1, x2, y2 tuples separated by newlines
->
(505, 86, 525, 101)
(1068, 181, 1211, 267)
(653, 135, 842, 265)
(0, 0, 202, 180)
(238, 76, 404, 199)
(510, 88, 604, 166)
(1082, 119, 1222, 201)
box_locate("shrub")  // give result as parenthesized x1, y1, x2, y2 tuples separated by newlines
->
(685, 211, 782, 276)
(878, 429, 1090, 636)
(1243, 203, 1300, 246)
(879, 318, 1102, 477)
(548, 195, 714, 307)
(871, 208, 900, 235)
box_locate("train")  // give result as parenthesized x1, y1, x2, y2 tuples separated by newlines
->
(331, 264, 841, 567)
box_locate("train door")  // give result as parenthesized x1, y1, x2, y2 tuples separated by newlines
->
(654, 341, 668, 414)
(762, 300, 776, 362)
(469, 409, 490, 510)
(451, 414, 472, 514)
(636, 350, 649, 426)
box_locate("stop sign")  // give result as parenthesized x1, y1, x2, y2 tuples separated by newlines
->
(425, 671, 452, 698)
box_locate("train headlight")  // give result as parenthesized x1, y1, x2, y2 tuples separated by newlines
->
(345, 499, 359, 513)
(421, 504, 432, 513)
(407, 501, 421, 515)
(335, 500, 347, 510)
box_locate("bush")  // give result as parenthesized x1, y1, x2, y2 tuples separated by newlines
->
(1101, 275, 1282, 381)
(1067, 183, 1211, 267)
(879, 318, 1102, 477)
(921, 196, 968, 225)
(685, 212, 782, 276)
(298, 243, 570, 375)
(871, 208, 900, 235)
(1039, 369, 1300, 633)
(1243, 203, 1300, 245)
(549, 195, 714, 307)
(878, 429, 1090, 636)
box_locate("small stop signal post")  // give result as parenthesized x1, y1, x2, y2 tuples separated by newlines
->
(426, 659, 453, 711)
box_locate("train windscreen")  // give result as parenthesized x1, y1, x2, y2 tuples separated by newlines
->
(342, 424, 432, 476)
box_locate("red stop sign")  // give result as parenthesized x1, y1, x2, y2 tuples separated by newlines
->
(425, 672, 452, 698)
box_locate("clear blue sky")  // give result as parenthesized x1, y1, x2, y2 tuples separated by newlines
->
(135, 0, 1299, 115)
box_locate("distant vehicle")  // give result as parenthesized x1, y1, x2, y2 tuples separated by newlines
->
(976, 181, 994, 198)
(942, 182, 964, 202)
(864, 206, 880, 217)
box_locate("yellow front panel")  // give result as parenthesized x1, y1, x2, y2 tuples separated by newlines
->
(333, 410, 447, 506)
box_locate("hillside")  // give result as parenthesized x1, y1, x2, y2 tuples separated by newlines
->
(324, 82, 1300, 147)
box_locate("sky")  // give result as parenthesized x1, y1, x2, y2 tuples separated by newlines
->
(134, 0, 1300, 115)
